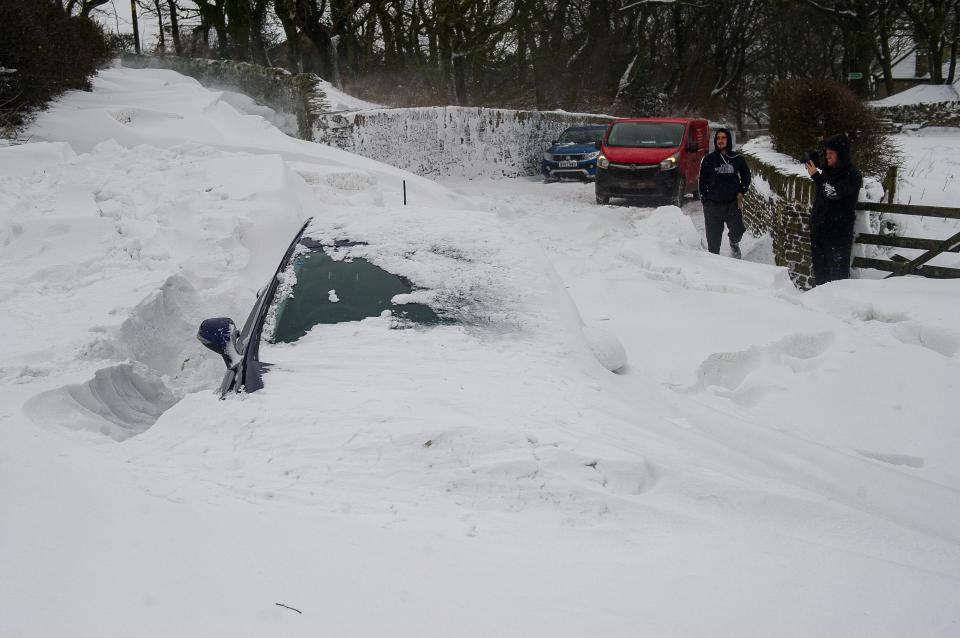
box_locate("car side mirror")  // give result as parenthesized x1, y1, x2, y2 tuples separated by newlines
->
(197, 317, 242, 369)
(551, 139, 558, 145)
(594, 141, 602, 150)
(686, 139, 699, 152)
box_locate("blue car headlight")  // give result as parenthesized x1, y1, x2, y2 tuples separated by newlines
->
(543, 152, 554, 161)
(583, 151, 600, 161)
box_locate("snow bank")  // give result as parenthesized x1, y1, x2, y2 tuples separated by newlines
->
(316, 77, 382, 111)
(871, 83, 960, 107)
(121, 53, 329, 138)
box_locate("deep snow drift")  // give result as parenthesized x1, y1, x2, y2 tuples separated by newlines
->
(1, 66, 959, 637)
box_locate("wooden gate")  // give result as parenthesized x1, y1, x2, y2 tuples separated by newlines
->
(853, 201, 960, 279)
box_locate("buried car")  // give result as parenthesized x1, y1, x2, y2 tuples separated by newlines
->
(541, 125, 609, 182)
(198, 208, 626, 397)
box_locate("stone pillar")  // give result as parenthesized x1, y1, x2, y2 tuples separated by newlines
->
(775, 199, 814, 290)
(741, 152, 815, 290)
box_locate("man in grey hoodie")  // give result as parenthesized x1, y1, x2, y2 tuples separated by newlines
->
(698, 128, 752, 259)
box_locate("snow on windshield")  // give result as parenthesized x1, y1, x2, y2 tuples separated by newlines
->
(607, 122, 684, 147)
(557, 127, 605, 145)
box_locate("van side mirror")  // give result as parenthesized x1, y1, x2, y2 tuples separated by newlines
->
(686, 139, 699, 152)
(197, 317, 242, 369)
(594, 141, 602, 150)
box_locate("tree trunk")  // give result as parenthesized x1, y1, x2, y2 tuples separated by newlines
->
(274, 0, 302, 72)
(531, 47, 547, 110)
(876, 18, 895, 96)
(437, 21, 455, 103)
(130, 0, 141, 54)
(292, 0, 334, 79)
(225, 0, 252, 61)
(927, 35, 945, 84)
(845, 30, 873, 98)
(948, 6, 960, 84)
(153, 0, 166, 53)
(329, 35, 343, 89)
(251, 0, 271, 65)
(167, 0, 182, 55)
(377, 4, 399, 68)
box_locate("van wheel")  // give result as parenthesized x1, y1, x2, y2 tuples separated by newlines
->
(596, 194, 610, 205)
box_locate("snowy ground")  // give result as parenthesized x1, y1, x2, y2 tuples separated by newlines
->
(2, 67, 960, 637)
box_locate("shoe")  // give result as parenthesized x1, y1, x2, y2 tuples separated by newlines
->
(730, 242, 742, 259)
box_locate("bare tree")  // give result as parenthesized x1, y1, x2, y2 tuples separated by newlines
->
(897, 0, 960, 84)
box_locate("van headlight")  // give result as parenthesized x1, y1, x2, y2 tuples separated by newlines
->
(660, 153, 679, 171)
(597, 155, 609, 169)
(543, 152, 554, 161)
(583, 151, 600, 160)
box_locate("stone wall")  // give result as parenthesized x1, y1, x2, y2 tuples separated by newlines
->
(872, 100, 960, 127)
(120, 54, 327, 139)
(740, 152, 816, 290)
(313, 107, 614, 178)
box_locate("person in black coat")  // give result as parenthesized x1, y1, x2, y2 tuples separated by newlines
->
(806, 133, 863, 285)
(698, 128, 752, 258)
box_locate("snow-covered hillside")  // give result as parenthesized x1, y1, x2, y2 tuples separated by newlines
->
(2, 67, 959, 637)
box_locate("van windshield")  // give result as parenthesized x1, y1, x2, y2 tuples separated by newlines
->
(607, 122, 685, 148)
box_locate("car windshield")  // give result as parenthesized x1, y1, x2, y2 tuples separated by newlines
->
(557, 127, 606, 145)
(606, 122, 685, 148)
(265, 243, 440, 344)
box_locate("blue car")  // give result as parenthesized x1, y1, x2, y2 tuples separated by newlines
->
(541, 125, 608, 182)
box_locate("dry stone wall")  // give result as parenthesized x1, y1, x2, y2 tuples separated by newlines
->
(872, 100, 960, 128)
(741, 152, 816, 290)
(313, 107, 614, 178)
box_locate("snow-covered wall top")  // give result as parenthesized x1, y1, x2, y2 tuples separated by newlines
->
(871, 99, 960, 128)
(314, 107, 614, 178)
(120, 54, 328, 139)
(740, 138, 815, 205)
(870, 83, 960, 107)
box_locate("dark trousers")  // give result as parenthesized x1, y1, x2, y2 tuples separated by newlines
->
(811, 233, 852, 285)
(703, 200, 745, 254)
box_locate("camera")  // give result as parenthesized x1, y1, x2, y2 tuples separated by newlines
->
(803, 150, 820, 167)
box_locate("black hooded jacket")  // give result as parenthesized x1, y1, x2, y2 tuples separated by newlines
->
(698, 128, 751, 204)
(810, 133, 863, 242)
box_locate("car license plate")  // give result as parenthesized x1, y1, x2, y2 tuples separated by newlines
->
(559, 160, 577, 168)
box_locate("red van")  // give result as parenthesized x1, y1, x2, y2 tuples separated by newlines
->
(594, 117, 709, 205)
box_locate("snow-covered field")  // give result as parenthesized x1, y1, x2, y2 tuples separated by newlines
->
(2, 66, 959, 637)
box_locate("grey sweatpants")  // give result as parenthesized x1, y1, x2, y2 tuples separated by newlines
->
(702, 200, 745, 254)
